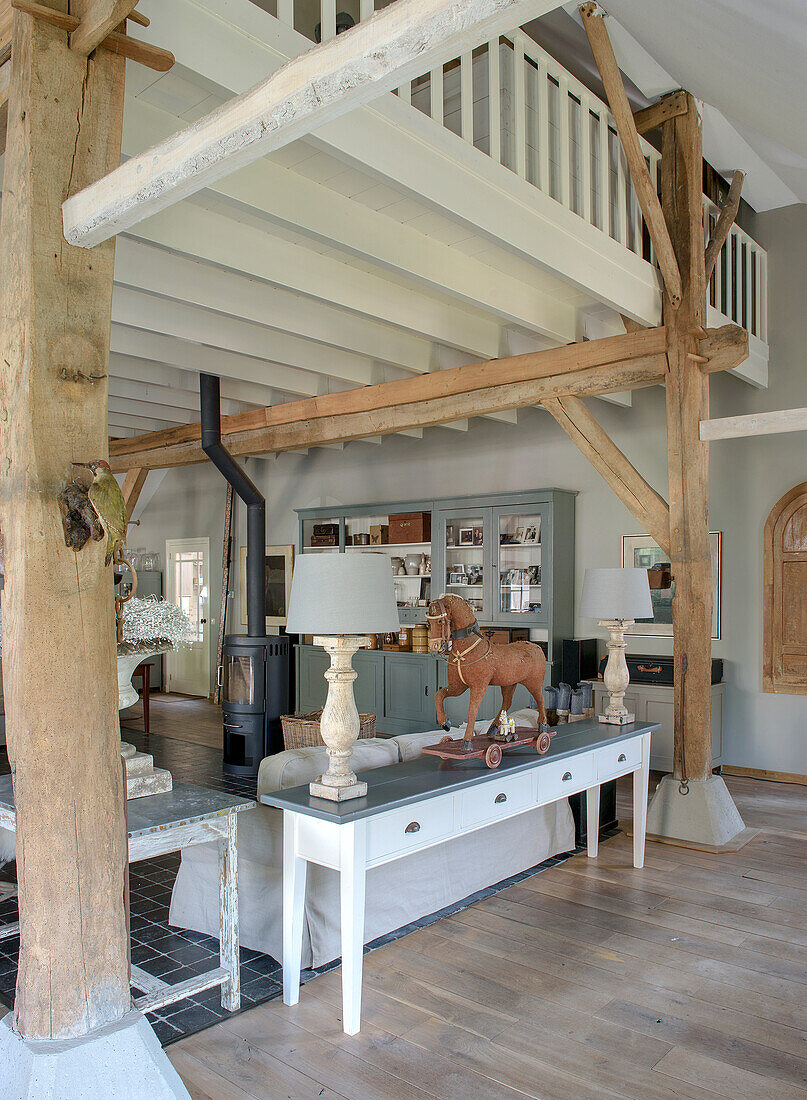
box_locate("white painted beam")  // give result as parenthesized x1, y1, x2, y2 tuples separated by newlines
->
(63, 0, 559, 247)
(109, 352, 282, 409)
(699, 407, 807, 442)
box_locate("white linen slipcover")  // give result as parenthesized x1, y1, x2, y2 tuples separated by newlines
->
(168, 714, 575, 968)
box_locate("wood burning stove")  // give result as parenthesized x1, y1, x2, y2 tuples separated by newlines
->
(220, 634, 289, 776)
(200, 372, 290, 775)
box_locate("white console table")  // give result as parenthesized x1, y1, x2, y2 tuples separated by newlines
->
(263, 719, 656, 1035)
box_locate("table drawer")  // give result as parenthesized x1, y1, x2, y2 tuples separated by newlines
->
(596, 738, 642, 780)
(459, 772, 533, 830)
(367, 795, 454, 863)
(537, 754, 595, 801)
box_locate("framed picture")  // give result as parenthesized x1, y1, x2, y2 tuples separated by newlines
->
(446, 524, 456, 547)
(514, 526, 526, 543)
(459, 527, 474, 545)
(621, 532, 721, 639)
(473, 526, 483, 546)
(522, 521, 540, 544)
(448, 571, 467, 585)
(240, 544, 294, 627)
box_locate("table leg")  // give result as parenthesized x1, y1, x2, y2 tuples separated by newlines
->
(586, 785, 600, 858)
(340, 820, 367, 1035)
(219, 812, 240, 1011)
(283, 811, 307, 1007)
(633, 733, 651, 868)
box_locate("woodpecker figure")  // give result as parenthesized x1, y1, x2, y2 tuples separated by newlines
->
(73, 460, 127, 566)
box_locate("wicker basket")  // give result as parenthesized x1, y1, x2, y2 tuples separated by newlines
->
(281, 710, 376, 750)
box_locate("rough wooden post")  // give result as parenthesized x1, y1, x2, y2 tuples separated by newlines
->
(661, 95, 714, 784)
(0, 6, 130, 1038)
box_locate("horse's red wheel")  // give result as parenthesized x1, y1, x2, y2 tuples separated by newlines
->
(439, 735, 452, 744)
(485, 743, 503, 769)
(536, 731, 551, 754)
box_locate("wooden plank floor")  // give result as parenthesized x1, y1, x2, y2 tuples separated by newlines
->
(170, 774, 807, 1099)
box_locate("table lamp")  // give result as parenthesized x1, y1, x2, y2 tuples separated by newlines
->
(286, 553, 399, 801)
(579, 568, 653, 725)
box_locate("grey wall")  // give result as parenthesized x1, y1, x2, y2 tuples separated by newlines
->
(135, 203, 807, 774)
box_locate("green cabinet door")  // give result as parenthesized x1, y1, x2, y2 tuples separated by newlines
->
(352, 650, 383, 717)
(383, 653, 438, 731)
(296, 646, 329, 712)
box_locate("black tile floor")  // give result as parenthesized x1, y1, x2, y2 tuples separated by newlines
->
(0, 716, 580, 1047)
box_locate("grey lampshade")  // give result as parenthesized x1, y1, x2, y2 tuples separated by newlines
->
(286, 553, 399, 635)
(579, 568, 653, 621)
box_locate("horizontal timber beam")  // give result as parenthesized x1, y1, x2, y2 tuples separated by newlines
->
(107, 325, 747, 471)
(542, 395, 670, 553)
(62, 0, 556, 248)
(633, 90, 688, 135)
(700, 406, 807, 441)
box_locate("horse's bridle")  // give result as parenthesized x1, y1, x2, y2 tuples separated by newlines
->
(426, 596, 490, 683)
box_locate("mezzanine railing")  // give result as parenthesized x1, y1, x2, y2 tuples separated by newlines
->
(268, 0, 767, 343)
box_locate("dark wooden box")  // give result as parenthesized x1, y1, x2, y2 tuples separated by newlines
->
(389, 511, 431, 544)
(313, 523, 339, 537)
(598, 653, 724, 685)
(310, 534, 337, 547)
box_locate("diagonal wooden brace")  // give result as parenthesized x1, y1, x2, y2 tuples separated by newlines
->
(542, 394, 671, 555)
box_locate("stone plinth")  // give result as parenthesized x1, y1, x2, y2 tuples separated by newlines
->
(121, 743, 172, 799)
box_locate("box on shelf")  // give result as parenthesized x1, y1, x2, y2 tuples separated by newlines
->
(598, 653, 724, 685)
(313, 523, 339, 537)
(389, 511, 431, 544)
(310, 534, 337, 547)
(353, 533, 370, 546)
(369, 524, 389, 545)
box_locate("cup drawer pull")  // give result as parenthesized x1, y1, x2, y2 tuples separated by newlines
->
(405, 821, 420, 834)
(494, 792, 507, 804)
(618, 753, 627, 763)
(562, 771, 572, 782)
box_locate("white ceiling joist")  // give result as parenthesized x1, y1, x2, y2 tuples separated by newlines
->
(127, 202, 502, 359)
(121, 98, 577, 343)
(63, 0, 558, 248)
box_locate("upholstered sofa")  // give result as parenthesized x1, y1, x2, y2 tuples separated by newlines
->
(169, 709, 575, 968)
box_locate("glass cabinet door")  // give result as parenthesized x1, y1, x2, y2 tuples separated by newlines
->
(494, 505, 550, 624)
(438, 508, 491, 620)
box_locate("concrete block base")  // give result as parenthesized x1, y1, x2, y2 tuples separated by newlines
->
(645, 773, 748, 851)
(0, 1009, 190, 1099)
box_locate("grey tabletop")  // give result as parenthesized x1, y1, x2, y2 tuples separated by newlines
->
(0, 777, 255, 838)
(261, 719, 658, 823)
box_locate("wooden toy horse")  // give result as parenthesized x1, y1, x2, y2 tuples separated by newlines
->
(427, 593, 549, 750)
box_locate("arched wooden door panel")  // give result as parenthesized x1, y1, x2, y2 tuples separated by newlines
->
(764, 482, 807, 694)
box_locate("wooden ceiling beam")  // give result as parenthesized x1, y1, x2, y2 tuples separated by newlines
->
(633, 90, 688, 135)
(109, 327, 671, 462)
(121, 467, 148, 521)
(62, 0, 557, 248)
(542, 395, 670, 554)
(105, 324, 748, 472)
(580, 2, 682, 308)
(700, 407, 807, 442)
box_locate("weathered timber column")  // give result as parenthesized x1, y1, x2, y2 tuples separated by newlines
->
(662, 95, 713, 783)
(0, 7, 129, 1038)
(648, 92, 745, 847)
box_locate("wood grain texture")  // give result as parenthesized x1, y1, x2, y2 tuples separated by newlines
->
(171, 774, 807, 1100)
(763, 483, 807, 694)
(633, 89, 688, 135)
(661, 94, 713, 781)
(0, 57, 8, 155)
(69, 0, 140, 55)
(0, 2, 130, 1038)
(580, 2, 682, 306)
(62, 0, 558, 248)
(542, 395, 671, 553)
(700, 406, 807, 441)
(105, 325, 747, 472)
(121, 466, 147, 522)
(704, 170, 745, 281)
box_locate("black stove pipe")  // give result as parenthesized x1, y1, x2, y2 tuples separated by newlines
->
(200, 373, 265, 638)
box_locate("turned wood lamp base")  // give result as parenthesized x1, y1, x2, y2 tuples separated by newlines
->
(598, 619, 636, 725)
(310, 635, 371, 802)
